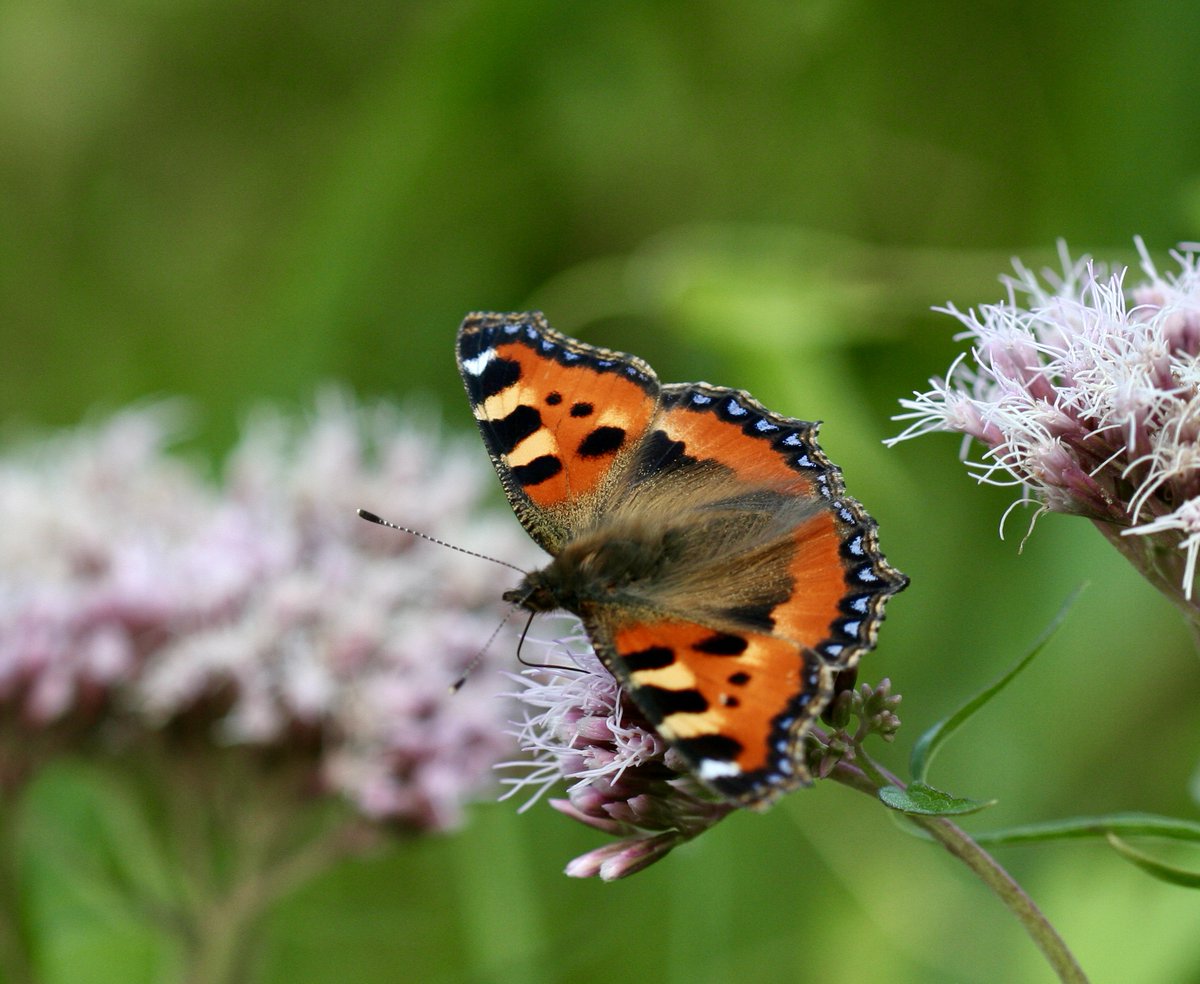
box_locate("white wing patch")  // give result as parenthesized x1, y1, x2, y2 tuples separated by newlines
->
(461, 348, 496, 376)
(698, 758, 742, 780)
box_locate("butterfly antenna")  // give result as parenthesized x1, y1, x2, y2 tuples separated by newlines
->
(449, 607, 519, 693)
(357, 509, 525, 573)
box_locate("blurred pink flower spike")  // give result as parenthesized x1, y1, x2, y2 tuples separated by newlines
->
(0, 392, 538, 829)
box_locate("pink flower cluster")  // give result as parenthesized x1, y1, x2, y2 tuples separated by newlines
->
(891, 241, 1200, 606)
(0, 394, 537, 830)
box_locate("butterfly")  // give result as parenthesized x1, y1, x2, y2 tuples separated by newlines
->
(458, 311, 907, 809)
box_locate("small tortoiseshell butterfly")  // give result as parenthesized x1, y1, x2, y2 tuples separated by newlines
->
(458, 312, 907, 808)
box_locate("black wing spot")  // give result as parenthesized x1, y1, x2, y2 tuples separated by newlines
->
(577, 425, 626, 458)
(636, 429, 697, 478)
(468, 356, 521, 402)
(636, 685, 709, 720)
(723, 602, 777, 631)
(570, 401, 594, 418)
(727, 671, 751, 686)
(675, 733, 743, 761)
(545, 391, 563, 406)
(511, 455, 563, 487)
(489, 404, 542, 454)
(693, 632, 748, 656)
(622, 646, 675, 672)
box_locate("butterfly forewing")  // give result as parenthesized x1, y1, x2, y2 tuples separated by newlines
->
(458, 312, 659, 553)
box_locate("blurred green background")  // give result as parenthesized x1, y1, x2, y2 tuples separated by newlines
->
(4, 1, 1200, 981)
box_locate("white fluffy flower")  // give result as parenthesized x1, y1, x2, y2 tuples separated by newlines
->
(891, 240, 1200, 605)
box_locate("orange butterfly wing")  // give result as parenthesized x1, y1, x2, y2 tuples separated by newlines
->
(585, 616, 833, 804)
(458, 313, 906, 808)
(652, 382, 903, 673)
(577, 382, 904, 806)
(458, 312, 658, 553)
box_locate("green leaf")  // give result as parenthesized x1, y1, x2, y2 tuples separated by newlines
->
(24, 762, 179, 916)
(909, 584, 1086, 784)
(1105, 833, 1200, 889)
(878, 781, 997, 816)
(971, 813, 1200, 846)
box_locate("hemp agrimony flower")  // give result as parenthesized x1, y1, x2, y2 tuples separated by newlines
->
(0, 394, 550, 977)
(0, 394, 535, 828)
(890, 241, 1200, 621)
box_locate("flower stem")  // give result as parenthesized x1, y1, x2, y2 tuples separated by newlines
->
(1091, 520, 1200, 647)
(180, 880, 261, 984)
(908, 812, 1088, 984)
(125, 737, 372, 984)
(830, 760, 1089, 984)
(0, 783, 36, 984)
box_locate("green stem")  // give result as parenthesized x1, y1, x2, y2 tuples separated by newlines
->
(180, 879, 262, 984)
(178, 813, 367, 984)
(830, 759, 1089, 984)
(0, 794, 36, 984)
(1091, 520, 1200, 648)
(156, 743, 368, 984)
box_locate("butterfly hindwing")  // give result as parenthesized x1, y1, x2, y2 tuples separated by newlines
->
(587, 614, 833, 805)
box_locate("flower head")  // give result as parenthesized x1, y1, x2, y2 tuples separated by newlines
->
(0, 393, 537, 830)
(890, 240, 1200, 611)
(501, 626, 735, 880)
